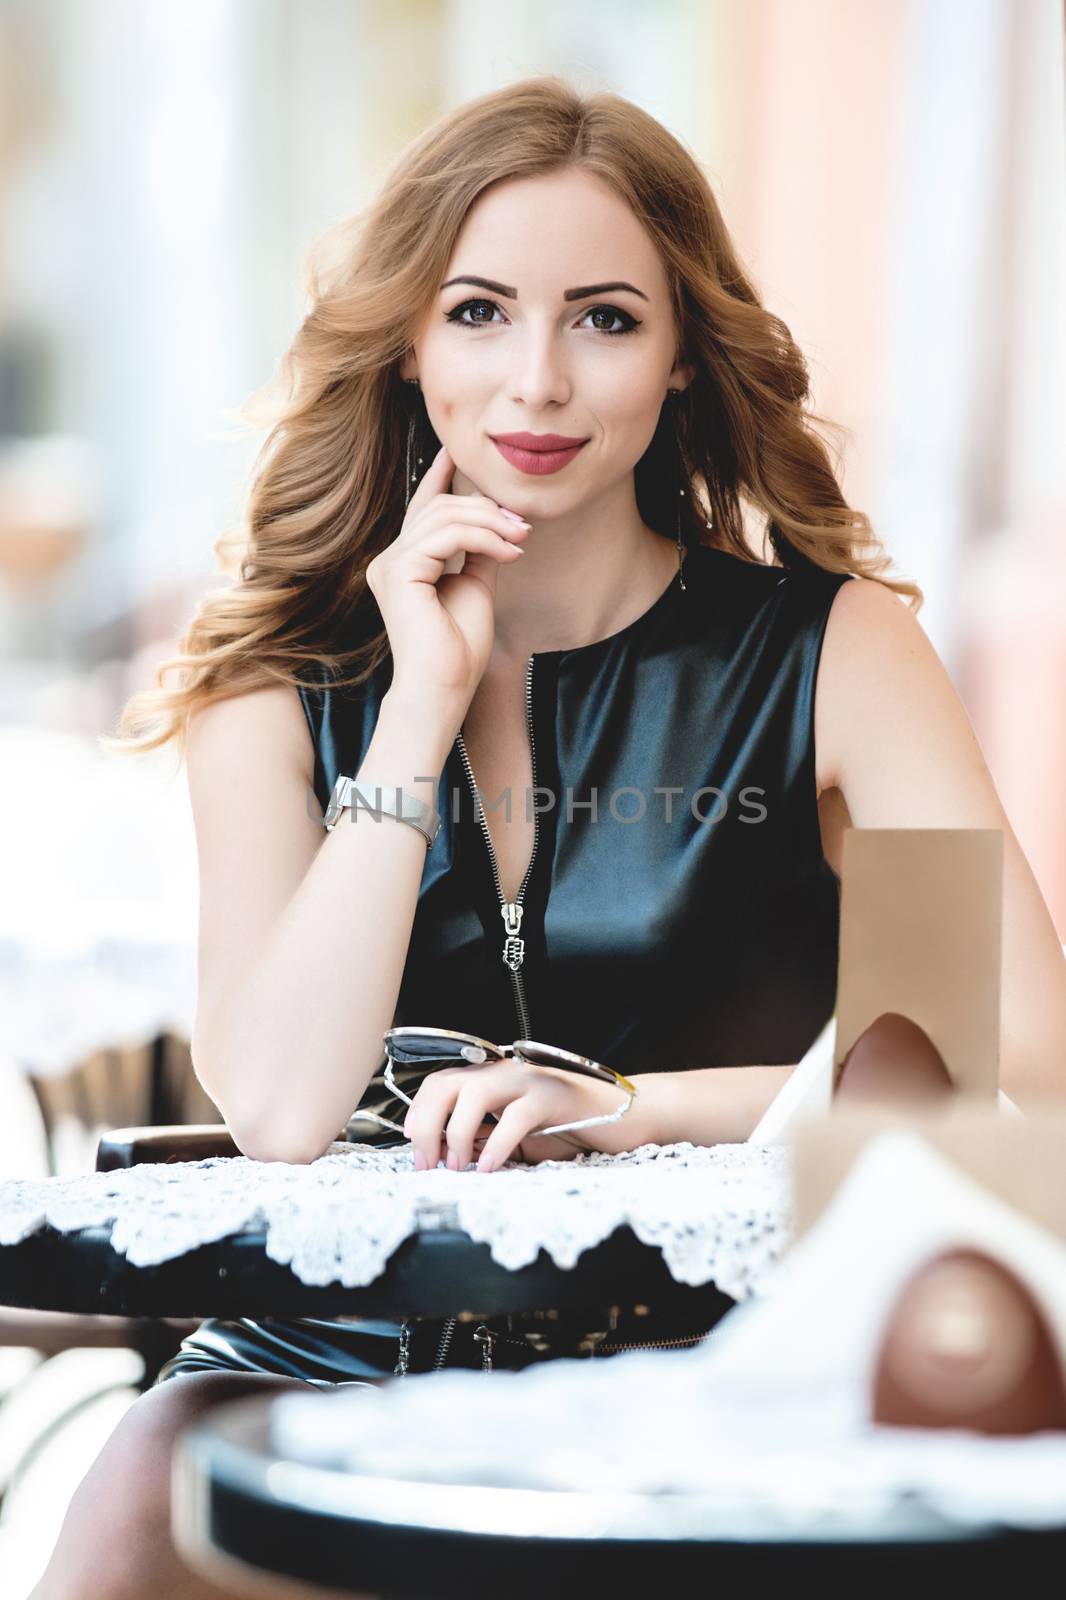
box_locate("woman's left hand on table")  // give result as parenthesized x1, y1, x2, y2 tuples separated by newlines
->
(402, 1059, 620, 1172)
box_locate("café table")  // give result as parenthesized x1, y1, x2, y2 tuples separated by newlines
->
(0, 1136, 777, 1329)
(171, 1385, 1066, 1599)
(0, 1135, 768, 1517)
(167, 1126, 1066, 1599)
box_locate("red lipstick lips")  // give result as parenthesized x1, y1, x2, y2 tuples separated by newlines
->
(490, 431, 590, 476)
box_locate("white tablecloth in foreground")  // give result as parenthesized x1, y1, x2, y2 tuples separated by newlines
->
(270, 1132, 1066, 1532)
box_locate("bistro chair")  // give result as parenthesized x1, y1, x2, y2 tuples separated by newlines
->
(0, 1031, 215, 1510)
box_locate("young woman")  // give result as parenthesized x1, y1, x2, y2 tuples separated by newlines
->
(33, 75, 1066, 1600)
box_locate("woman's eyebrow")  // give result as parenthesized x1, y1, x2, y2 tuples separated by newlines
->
(440, 274, 649, 302)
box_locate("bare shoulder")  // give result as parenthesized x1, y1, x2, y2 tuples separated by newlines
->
(186, 681, 315, 790)
(815, 573, 1007, 834)
(814, 576, 944, 798)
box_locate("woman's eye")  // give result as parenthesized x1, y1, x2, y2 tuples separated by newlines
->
(446, 298, 502, 327)
(581, 305, 638, 336)
(444, 299, 639, 337)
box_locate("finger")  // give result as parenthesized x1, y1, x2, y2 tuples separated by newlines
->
(514, 1128, 588, 1166)
(404, 1071, 466, 1172)
(420, 499, 531, 540)
(475, 1098, 546, 1174)
(400, 1066, 464, 1137)
(395, 526, 526, 598)
(413, 509, 530, 569)
(417, 521, 528, 566)
(443, 1083, 509, 1171)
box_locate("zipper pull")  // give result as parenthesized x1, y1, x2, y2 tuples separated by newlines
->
(473, 1324, 497, 1373)
(393, 1318, 412, 1377)
(501, 902, 525, 972)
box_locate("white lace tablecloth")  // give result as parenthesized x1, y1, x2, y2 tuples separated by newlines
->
(0, 1140, 790, 1301)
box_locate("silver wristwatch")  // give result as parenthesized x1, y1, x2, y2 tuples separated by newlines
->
(322, 776, 441, 849)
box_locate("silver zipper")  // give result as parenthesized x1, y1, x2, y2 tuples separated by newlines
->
(590, 1331, 711, 1355)
(454, 655, 540, 1039)
(442, 662, 540, 1380)
(431, 1316, 457, 1371)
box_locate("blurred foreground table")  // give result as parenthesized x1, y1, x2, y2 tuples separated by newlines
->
(173, 1391, 1066, 1599)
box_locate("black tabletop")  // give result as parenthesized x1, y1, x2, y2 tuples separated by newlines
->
(173, 1393, 1066, 1599)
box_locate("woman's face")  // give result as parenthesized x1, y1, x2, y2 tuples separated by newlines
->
(402, 167, 692, 513)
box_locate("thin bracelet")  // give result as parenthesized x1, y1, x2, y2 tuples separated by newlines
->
(531, 1083, 636, 1137)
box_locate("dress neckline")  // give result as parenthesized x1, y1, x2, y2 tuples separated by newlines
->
(530, 541, 706, 661)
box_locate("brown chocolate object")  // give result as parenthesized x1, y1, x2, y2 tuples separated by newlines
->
(836, 1012, 955, 1107)
(871, 1248, 1066, 1435)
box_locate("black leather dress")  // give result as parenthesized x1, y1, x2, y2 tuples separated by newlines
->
(156, 541, 853, 1385)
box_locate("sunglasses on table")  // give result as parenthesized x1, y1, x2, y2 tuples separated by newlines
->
(349, 1025, 638, 1142)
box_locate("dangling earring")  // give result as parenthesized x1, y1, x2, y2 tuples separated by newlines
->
(665, 388, 688, 592)
(403, 377, 423, 509)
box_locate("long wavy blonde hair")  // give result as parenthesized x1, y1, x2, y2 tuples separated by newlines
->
(103, 73, 921, 761)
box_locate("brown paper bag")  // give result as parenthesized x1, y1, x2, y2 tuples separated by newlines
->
(833, 828, 1004, 1098)
(790, 1102, 1066, 1243)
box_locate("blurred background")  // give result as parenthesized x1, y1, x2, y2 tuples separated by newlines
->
(0, 1, 1063, 1589)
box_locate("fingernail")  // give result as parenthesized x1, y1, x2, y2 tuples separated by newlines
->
(477, 1154, 495, 1173)
(446, 1150, 459, 1171)
(413, 1149, 427, 1171)
(500, 508, 531, 525)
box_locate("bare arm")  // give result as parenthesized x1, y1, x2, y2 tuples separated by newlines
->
(187, 444, 534, 1164)
(813, 577, 1066, 1106)
(188, 681, 462, 1163)
(571, 1063, 797, 1153)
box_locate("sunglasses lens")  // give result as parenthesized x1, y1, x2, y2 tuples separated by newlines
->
(514, 1040, 572, 1070)
(386, 1030, 468, 1063)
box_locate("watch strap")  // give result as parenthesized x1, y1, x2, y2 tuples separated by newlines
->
(323, 776, 441, 848)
